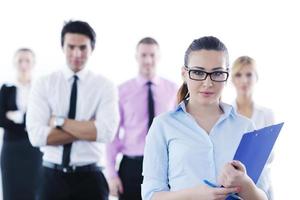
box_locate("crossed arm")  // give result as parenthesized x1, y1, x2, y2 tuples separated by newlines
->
(26, 77, 119, 148)
(46, 118, 97, 145)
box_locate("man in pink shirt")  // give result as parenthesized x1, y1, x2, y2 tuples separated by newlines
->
(106, 37, 178, 200)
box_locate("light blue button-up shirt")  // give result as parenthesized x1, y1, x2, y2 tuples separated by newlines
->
(142, 101, 270, 200)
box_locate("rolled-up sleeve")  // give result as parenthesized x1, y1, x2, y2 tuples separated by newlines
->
(94, 80, 120, 143)
(142, 118, 169, 200)
(26, 78, 51, 147)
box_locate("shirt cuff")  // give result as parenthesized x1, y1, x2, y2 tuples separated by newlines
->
(94, 120, 117, 143)
(28, 125, 51, 147)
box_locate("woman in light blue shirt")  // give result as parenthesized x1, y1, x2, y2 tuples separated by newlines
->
(142, 36, 270, 200)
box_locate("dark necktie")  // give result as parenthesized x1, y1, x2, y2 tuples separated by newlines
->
(62, 75, 78, 167)
(147, 81, 155, 129)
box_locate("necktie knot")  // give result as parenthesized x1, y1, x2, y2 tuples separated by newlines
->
(146, 81, 152, 86)
(73, 75, 78, 81)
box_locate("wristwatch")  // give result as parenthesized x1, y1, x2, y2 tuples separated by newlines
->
(54, 116, 65, 129)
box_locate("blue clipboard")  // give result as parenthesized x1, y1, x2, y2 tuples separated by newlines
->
(225, 122, 284, 200)
(233, 122, 284, 183)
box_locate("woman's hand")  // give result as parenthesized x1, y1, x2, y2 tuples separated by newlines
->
(218, 160, 268, 200)
(218, 160, 252, 193)
(6, 111, 24, 123)
(151, 183, 239, 200)
(188, 184, 239, 200)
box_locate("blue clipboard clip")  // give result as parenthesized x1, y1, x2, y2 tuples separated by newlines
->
(203, 179, 244, 200)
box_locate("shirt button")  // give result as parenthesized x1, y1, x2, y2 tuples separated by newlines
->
(63, 168, 67, 173)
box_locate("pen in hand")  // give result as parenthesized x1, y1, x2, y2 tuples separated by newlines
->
(203, 179, 244, 200)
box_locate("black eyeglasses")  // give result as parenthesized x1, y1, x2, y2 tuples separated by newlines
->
(184, 66, 229, 82)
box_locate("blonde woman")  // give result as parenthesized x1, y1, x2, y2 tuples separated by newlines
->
(231, 56, 275, 199)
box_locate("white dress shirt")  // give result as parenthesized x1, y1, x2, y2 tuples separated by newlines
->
(5, 82, 30, 124)
(26, 67, 119, 166)
(232, 101, 275, 129)
(16, 82, 30, 113)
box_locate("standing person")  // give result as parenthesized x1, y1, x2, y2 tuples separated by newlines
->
(231, 56, 275, 128)
(0, 48, 42, 200)
(231, 55, 275, 199)
(142, 36, 271, 200)
(26, 20, 119, 200)
(106, 37, 178, 200)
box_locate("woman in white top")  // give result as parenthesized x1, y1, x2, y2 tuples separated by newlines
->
(142, 37, 270, 200)
(0, 48, 42, 200)
(231, 55, 275, 199)
(231, 56, 275, 129)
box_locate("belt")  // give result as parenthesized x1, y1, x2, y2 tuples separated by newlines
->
(123, 155, 144, 161)
(42, 161, 101, 173)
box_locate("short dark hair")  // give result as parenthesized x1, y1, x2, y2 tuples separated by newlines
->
(61, 20, 96, 50)
(137, 37, 159, 48)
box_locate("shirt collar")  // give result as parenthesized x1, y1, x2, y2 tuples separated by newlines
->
(136, 75, 160, 86)
(175, 100, 237, 119)
(62, 66, 88, 82)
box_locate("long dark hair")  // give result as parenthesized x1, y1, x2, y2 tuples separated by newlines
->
(177, 36, 229, 103)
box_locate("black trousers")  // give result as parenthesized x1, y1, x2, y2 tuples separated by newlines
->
(118, 156, 143, 200)
(37, 166, 109, 200)
(1, 138, 42, 200)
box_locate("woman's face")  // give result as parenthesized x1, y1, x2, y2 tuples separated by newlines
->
(232, 64, 257, 97)
(182, 50, 228, 106)
(14, 51, 35, 74)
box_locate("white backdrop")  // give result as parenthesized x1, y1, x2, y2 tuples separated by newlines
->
(0, 0, 299, 199)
